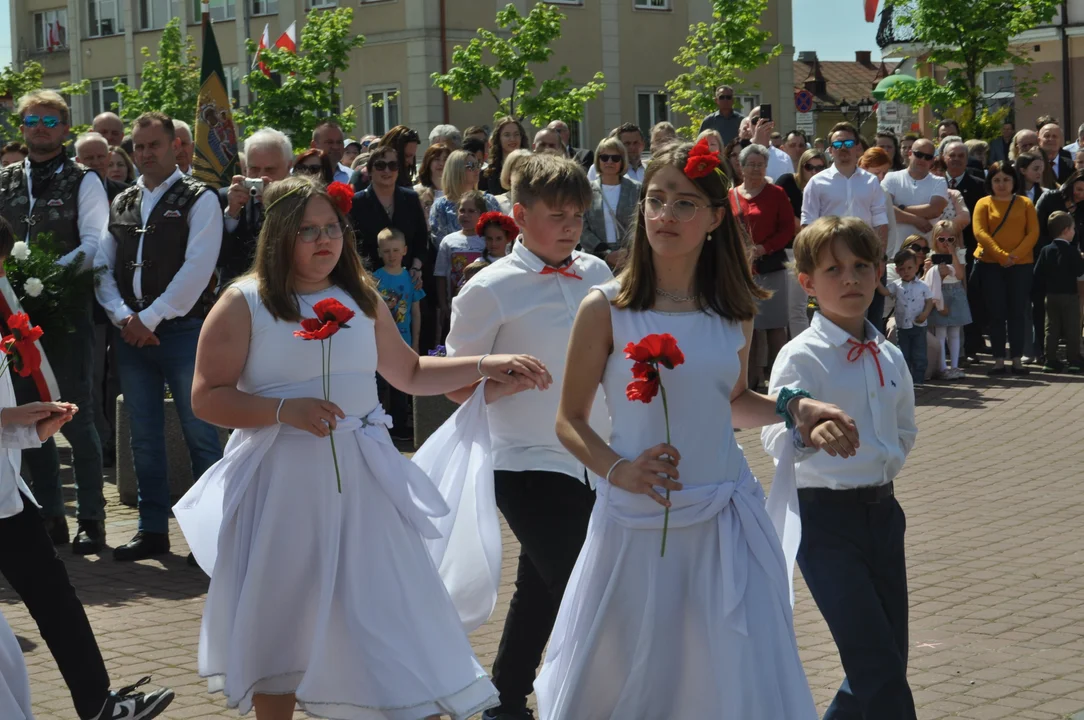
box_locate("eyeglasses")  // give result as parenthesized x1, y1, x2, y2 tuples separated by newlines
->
(296, 164, 322, 175)
(464, 161, 479, 170)
(804, 163, 826, 172)
(912, 150, 935, 161)
(643, 196, 708, 222)
(23, 115, 60, 129)
(373, 160, 399, 172)
(598, 154, 622, 163)
(907, 242, 928, 252)
(830, 139, 857, 150)
(297, 222, 344, 243)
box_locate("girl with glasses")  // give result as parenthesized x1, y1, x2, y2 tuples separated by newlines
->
(581, 137, 641, 269)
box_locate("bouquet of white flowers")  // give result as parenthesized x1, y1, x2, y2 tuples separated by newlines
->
(3, 233, 103, 334)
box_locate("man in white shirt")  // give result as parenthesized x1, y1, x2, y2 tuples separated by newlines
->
(881, 138, 949, 257)
(312, 120, 351, 184)
(95, 111, 224, 562)
(588, 123, 646, 183)
(446, 154, 611, 720)
(748, 105, 798, 180)
(173, 120, 194, 175)
(1064, 122, 1084, 156)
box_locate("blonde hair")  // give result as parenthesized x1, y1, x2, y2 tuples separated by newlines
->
(377, 227, 406, 248)
(695, 129, 725, 157)
(793, 216, 880, 276)
(499, 149, 532, 195)
(17, 89, 69, 125)
(513, 153, 592, 212)
(441, 150, 474, 204)
(930, 219, 959, 245)
(593, 136, 628, 177)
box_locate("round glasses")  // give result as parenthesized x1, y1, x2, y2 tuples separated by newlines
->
(643, 196, 708, 222)
(297, 222, 344, 243)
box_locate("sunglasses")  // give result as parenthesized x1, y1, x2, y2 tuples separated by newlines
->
(936, 236, 955, 244)
(598, 154, 623, 163)
(907, 242, 928, 252)
(830, 139, 857, 150)
(912, 150, 935, 161)
(717, 94, 734, 100)
(804, 163, 826, 172)
(23, 115, 60, 129)
(296, 164, 322, 174)
(373, 160, 399, 172)
(464, 161, 479, 170)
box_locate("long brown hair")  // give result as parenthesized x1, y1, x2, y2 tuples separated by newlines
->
(614, 143, 766, 320)
(253, 176, 380, 322)
(377, 125, 421, 186)
(485, 116, 528, 182)
(417, 143, 449, 188)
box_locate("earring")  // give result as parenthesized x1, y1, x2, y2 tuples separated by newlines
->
(706, 232, 712, 242)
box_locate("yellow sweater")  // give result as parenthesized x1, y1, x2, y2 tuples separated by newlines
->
(972, 195, 1040, 264)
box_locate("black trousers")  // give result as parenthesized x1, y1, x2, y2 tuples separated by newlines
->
(797, 493, 916, 720)
(0, 494, 109, 719)
(491, 469, 595, 712)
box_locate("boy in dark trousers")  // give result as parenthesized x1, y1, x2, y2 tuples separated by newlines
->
(1034, 211, 1084, 372)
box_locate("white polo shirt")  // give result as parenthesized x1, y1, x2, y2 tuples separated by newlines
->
(761, 312, 917, 490)
(881, 169, 949, 256)
(446, 239, 613, 481)
(800, 164, 889, 230)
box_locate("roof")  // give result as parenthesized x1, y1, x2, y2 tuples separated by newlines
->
(794, 57, 900, 108)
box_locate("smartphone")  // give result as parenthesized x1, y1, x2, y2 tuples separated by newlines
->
(931, 253, 952, 265)
(244, 177, 264, 196)
(761, 104, 772, 123)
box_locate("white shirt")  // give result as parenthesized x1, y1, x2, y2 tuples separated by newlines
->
(762, 313, 917, 490)
(0, 368, 43, 520)
(94, 168, 223, 331)
(587, 162, 645, 184)
(21, 157, 109, 271)
(881, 169, 949, 256)
(1065, 141, 1080, 155)
(446, 240, 613, 480)
(334, 163, 351, 185)
(800, 164, 888, 230)
(599, 182, 623, 246)
(886, 277, 932, 328)
(766, 145, 795, 183)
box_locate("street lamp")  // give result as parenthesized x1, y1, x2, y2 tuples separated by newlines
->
(839, 99, 850, 116)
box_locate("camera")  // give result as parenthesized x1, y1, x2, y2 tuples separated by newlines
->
(931, 253, 951, 266)
(244, 178, 264, 197)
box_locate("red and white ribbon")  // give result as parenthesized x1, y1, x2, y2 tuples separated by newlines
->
(0, 277, 61, 401)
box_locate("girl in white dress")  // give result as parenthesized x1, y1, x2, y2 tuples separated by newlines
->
(175, 177, 550, 720)
(535, 142, 856, 718)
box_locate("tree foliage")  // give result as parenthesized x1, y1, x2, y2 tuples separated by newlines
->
(0, 61, 90, 141)
(113, 18, 200, 125)
(665, 0, 781, 138)
(235, 8, 365, 142)
(431, 3, 605, 127)
(883, 0, 1059, 138)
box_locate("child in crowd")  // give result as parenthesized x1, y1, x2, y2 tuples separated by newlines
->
(879, 243, 934, 382)
(373, 228, 426, 438)
(417, 186, 436, 227)
(765, 215, 918, 720)
(435, 191, 488, 330)
(926, 220, 972, 380)
(1033, 210, 1084, 372)
(444, 154, 613, 720)
(462, 211, 516, 285)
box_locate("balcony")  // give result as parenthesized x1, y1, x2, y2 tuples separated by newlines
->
(876, 2, 916, 49)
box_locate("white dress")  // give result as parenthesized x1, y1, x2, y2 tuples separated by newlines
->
(174, 280, 498, 719)
(0, 611, 32, 719)
(534, 284, 817, 720)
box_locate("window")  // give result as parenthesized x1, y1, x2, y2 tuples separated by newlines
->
(91, 78, 124, 117)
(634, 0, 670, 8)
(568, 117, 586, 150)
(982, 69, 1014, 113)
(735, 93, 761, 116)
(367, 88, 399, 136)
(306, 0, 338, 8)
(193, 0, 236, 22)
(87, 0, 123, 37)
(636, 90, 668, 132)
(223, 65, 242, 107)
(251, 0, 278, 15)
(34, 9, 68, 51)
(139, 0, 172, 31)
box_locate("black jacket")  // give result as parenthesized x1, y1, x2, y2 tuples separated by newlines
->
(1033, 239, 1084, 295)
(349, 185, 429, 272)
(946, 171, 987, 253)
(216, 186, 263, 286)
(1054, 149, 1075, 185)
(105, 177, 129, 204)
(568, 146, 594, 171)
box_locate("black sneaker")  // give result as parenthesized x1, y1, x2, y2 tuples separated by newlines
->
(92, 677, 174, 719)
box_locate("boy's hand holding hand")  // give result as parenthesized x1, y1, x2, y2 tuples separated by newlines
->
(1, 402, 72, 428)
(792, 398, 859, 456)
(35, 403, 77, 441)
(810, 419, 860, 458)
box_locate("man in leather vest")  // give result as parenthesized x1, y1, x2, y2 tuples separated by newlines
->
(94, 111, 224, 562)
(0, 89, 109, 554)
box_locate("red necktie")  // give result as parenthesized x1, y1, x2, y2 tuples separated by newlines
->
(539, 260, 582, 280)
(846, 339, 884, 387)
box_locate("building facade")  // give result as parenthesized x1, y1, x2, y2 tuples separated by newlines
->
(9, 0, 794, 148)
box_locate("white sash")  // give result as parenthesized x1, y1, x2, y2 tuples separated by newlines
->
(764, 440, 801, 606)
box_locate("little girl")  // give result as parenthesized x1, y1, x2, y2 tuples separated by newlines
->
(462, 211, 515, 284)
(926, 219, 972, 380)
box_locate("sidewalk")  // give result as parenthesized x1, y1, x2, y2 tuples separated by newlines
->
(6, 369, 1084, 719)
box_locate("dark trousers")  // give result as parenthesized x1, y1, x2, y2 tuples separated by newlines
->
(491, 469, 595, 712)
(866, 268, 887, 331)
(14, 302, 104, 521)
(896, 326, 927, 382)
(797, 494, 915, 720)
(1045, 293, 1083, 365)
(376, 375, 411, 437)
(977, 262, 1033, 360)
(0, 495, 110, 719)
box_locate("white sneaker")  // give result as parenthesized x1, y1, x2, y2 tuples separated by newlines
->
(92, 677, 174, 720)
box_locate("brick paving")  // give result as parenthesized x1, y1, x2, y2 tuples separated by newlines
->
(5, 369, 1084, 719)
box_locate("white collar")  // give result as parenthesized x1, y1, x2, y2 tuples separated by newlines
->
(511, 237, 580, 272)
(1054, 237, 1072, 245)
(137, 167, 183, 194)
(811, 311, 885, 348)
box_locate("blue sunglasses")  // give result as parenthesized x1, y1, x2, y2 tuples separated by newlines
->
(830, 139, 857, 150)
(23, 115, 60, 129)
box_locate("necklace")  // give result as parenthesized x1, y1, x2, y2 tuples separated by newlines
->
(656, 287, 696, 303)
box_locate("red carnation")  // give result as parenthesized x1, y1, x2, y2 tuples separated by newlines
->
(326, 182, 354, 215)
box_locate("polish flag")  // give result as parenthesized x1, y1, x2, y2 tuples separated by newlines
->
(253, 24, 271, 77)
(47, 21, 62, 51)
(864, 0, 878, 22)
(274, 22, 297, 54)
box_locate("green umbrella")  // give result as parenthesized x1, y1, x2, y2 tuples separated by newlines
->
(872, 73, 917, 101)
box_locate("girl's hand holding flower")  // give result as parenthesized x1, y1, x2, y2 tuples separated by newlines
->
(608, 444, 683, 508)
(279, 398, 346, 438)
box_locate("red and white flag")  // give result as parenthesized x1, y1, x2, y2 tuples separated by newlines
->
(275, 22, 297, 54)
(253, 23, 271, 77)
(0, 278, 60, 402)
(46, 20, 63, 52)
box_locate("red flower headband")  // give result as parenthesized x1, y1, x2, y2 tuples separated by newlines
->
(684, 138, 722, 180)
(326, 181, 354, 215)
(476, 211, 519, 239)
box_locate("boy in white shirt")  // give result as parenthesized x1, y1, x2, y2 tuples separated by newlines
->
(445, 153, 612, 720)
(763, 216, 919, 720)
(879, 246, 935, 382)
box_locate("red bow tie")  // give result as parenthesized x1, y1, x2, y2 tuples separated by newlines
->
(539, 260, 582, 280)
(846, 339, 884, 387)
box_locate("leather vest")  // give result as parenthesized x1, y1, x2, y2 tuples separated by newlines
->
(109, 175, 216, 320)
(0, 159, 87, 253)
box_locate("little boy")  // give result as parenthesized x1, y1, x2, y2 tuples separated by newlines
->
(445, 154, 612, 720)
(373, 227, 426, 438)
(880, 245, 934, 382)
(763, 215, 918, 720)
(435, 191, 488, 328)
(1033, 210, 1084, 372)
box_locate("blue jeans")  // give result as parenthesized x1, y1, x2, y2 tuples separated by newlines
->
(115, 317, 223, 533)
(896, 326, 927, 382)
(797, 495, 916, 720)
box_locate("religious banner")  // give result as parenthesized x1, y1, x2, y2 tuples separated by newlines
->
(192, 2, 239, 190)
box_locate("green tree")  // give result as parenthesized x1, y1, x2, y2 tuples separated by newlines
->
(112, 18, 200, 125)
(883, 0, 1059, 139)
(664, 0, 781, 138)
(431, 3, 605, 127)
(235, 8, 365, 142)
(0, 61, 90, 141)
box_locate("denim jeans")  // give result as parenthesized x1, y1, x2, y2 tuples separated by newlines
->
(977, 262, 1033, 359)
(115, 317, 223, 533)
(896, 326, 928, 382)
(14, 301, 104, 521)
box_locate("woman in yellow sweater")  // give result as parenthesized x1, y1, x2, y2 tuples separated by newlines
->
(972, 160, 1040, 375)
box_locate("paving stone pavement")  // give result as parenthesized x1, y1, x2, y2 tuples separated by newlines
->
(5, 369, 1084, 719)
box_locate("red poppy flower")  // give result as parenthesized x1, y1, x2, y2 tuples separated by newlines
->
(626, 374, 660, 403)
(326, 182, 354, 215)
(6, 313, 42, 344)
(3, 335, 41, 377)
(313, 298, 355, 326)
(684, 154, 721, 180)
(688, 137, 714, 158)
(624, 333, 685, 370)
(293, 318, 338, 341)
